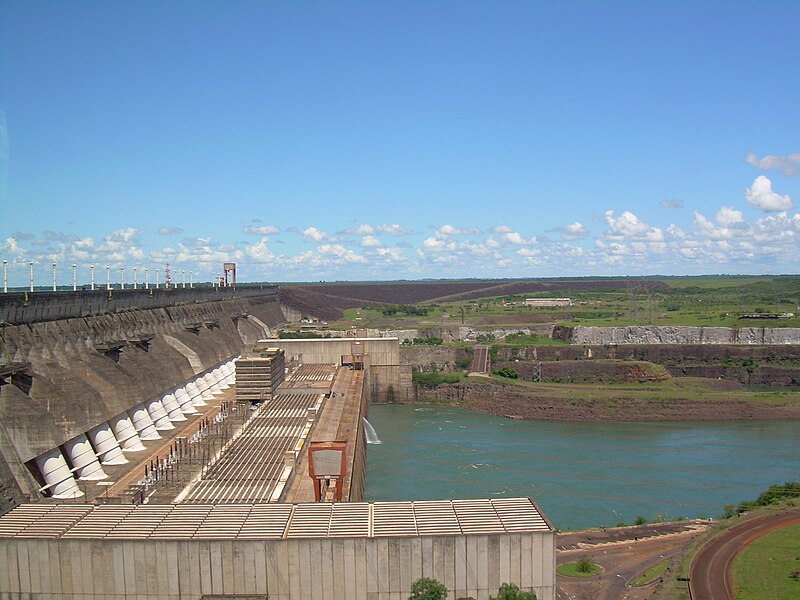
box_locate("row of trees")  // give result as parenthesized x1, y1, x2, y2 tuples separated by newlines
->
(409, 578, 537, 600)
(382, 304, 431, 317)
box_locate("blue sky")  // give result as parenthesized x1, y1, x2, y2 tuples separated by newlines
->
(1, 1, 799, 285)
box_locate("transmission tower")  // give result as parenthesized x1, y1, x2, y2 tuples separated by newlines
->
(164, 263, 172, 289)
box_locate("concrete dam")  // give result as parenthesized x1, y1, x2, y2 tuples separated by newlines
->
(0, 286, 287, 510)
(0, 287, 557, 600)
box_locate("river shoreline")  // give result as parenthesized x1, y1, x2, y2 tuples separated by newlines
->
(400, 377, 800, 422)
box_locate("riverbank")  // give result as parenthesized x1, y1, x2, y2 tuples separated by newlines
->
(410, 376, 800, 421)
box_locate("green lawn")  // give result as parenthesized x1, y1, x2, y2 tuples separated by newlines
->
(557, 560, 603, 577)
(632, 560, 670, 587)
(732, 522, 800, 599)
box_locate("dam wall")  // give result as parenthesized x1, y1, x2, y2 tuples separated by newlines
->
(0, 285, 279, 325)
(0, 288, 287, 511)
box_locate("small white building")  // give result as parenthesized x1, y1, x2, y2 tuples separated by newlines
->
(523, 298, 573, 307)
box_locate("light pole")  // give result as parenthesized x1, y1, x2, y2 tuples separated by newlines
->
(182, 270, 186, 289)
(90, 265, 95, 290)
(155, 268, 159, 289)
(189, 271, 193, 288)
(2, 260, 7, 293)
(72, 264, 77, 291)
(52, 262, 57, 291)
(120, 266, 125, 290)
(106, 266, 111, 290)
(145, 267, 149, 289)
(29, 261, 34, 292)
(133, 267, 138, 290)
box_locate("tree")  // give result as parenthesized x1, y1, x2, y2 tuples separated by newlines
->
(490, 582, 537, 600)
(409, 577, 448, 600)
(576, 557, 594, 573)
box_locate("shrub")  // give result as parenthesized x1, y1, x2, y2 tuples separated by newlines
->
(493, 367, 519, 379)
(634, 515, 647, 525)
(408, 577, 447, 600)
(490, 582, 537, 600)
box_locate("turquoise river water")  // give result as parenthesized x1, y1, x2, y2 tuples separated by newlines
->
(363, 404, 800, 531)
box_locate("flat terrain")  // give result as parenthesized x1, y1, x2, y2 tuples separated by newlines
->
(277, 275, 800, 329)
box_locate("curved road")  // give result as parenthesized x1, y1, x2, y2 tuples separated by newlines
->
(690, 508, 800, 600)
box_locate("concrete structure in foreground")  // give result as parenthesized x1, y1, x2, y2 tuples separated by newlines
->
(0, 498, 555, 600)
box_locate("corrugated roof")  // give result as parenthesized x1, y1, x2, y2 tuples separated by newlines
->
(0, 498, 551, 541)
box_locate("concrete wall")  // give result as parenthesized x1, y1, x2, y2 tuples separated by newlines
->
(572, 325, 800, 345)
(0, 286, 278, 325)
(265, 338, 400, 368)
(0, 531, 555, 600)
(368, 365, 415, 404)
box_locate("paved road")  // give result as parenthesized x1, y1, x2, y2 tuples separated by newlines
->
(557, 521, 709, 600)
(689, 508, 800, 600)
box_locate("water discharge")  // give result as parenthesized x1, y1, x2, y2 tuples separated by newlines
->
(365, 404, 800, 531)
(363, 418, 382, 444)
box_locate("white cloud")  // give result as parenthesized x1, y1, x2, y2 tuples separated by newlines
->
(158, 226, 183, 235)
(339, 223, 412, 236)
(437, 224, 480, 236)
(360, 235, 383, 248)
(302, 227, 337, 243)
(243, 224, 280, 236)
(317, 244, 368, 264)
(376, 224, 411, 236)
(501, 231, 530, 245)
(660, 199, 684, 209)
(716, 206, 744, 227)
(561, 222, 588, 240)
(339, 224, 374, 235)
(604, 211, 650, 237)
(422, 236, 456, 251)
(746, 152, 800, 177)
(745, 176, 793, 212)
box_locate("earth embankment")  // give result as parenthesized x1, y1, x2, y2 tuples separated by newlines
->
(412, 378, 800, 422)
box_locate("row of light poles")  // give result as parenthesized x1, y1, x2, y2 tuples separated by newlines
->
(1, 260, 194, 293)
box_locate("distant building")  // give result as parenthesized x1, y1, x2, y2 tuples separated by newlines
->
(523, 297, 573, 307)
(739, 312, 795, 320)
(235, 347, 286, 402)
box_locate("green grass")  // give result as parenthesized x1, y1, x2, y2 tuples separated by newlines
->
(557, 560, 603, 578)
(631, 560, 670, 587)
(483, 376, 800, 405)
(732, 522, 800, 600)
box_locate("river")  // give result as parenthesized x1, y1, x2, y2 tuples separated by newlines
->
(364, 404, 800, 531)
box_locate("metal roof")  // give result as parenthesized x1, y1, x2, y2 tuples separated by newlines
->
(0, 498, 551, 541)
